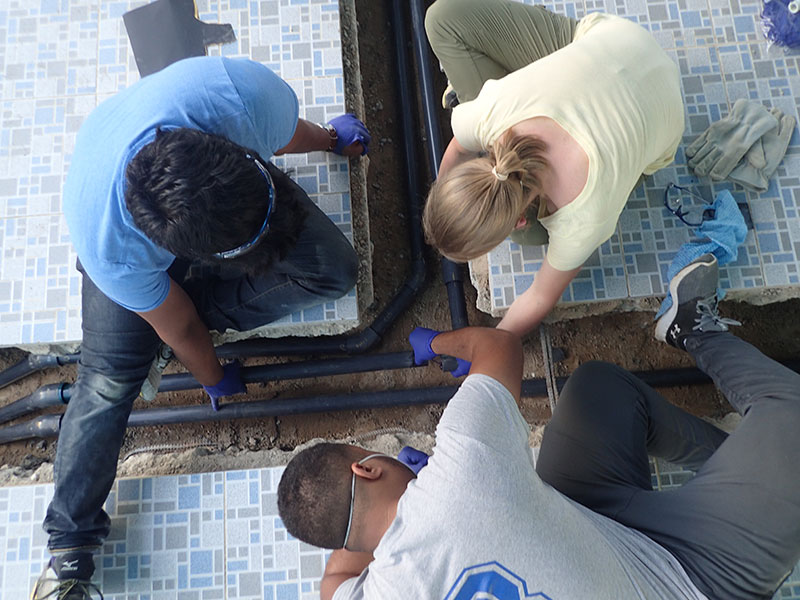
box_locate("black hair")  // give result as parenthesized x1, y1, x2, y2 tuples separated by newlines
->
(277, 443, 361, 549)
(125, 127, 306, 275)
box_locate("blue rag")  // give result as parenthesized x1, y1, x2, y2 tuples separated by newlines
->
(655, 190, 747, 319)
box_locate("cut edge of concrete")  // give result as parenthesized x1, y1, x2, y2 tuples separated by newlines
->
(470, 257, 800, 322)
(0, 426, 551, 488)
(338, 0, 374, 321)
(0, 414, 745, 488)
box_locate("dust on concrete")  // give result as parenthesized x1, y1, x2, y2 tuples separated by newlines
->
(2, 0, 800, 486)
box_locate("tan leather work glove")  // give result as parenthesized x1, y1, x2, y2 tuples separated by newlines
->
(686, 99, 779, 181)
(728, 107, 796, 193)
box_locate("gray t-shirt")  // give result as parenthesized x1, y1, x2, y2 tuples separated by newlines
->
(333, 374, 706, 600)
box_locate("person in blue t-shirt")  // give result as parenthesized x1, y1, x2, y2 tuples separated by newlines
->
(32, 56, 370, 599)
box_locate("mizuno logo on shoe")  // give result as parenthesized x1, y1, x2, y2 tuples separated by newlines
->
(669, 323, 681, 337)
(60, 559, 79, 571)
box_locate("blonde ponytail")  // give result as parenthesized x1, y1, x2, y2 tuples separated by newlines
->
(424, 134, 548, 262)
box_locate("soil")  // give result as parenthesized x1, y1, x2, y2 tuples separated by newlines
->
(2, 0, 800, 485)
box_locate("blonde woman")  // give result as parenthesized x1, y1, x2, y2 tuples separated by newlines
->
(424, 0, 684, 337)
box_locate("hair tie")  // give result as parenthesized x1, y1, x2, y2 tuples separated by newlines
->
(491, 166, 509, 182)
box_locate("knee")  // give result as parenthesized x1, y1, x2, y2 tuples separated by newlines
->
(336, 247, 359, 295)
(72, 368, 146, 407)
(570, 360, 622, 382)
(558, 361, 627, 412)
(320, 245, 359, 300)
(425, 0, 456, 47)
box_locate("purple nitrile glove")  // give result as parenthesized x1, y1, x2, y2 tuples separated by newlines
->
(451, 357, 471, 378)
(328, 113, 371, 156)
(397, 446, 429, 475)
(202, 361, 247, 411)
(440, 355, 472, 378)
(409, 327, 441, 365)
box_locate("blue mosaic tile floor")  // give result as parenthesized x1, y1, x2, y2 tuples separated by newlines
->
(0, 0, 358, 347)
(0, 467, 331, 600)
(0, 460, 796, 599)
(486, 0, 800, 313)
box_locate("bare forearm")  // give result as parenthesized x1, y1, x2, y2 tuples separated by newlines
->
(430, 327, 513, 363)
(275, 118, 331, 155)
(497, 259, 580, 338)
(321, 550, 374, 600)
(430, 327, 523, 401)
(138, 279, 224, 387)
(162, 320, 223, 386)
(496, 291, 553, 337)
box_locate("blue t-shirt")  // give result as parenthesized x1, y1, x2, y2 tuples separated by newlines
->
(62, 56, 299, 312)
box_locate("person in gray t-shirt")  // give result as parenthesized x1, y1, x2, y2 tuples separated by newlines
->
(277, 254, 800, 600)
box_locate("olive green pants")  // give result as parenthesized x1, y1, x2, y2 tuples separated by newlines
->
(424, 0, 578, 103)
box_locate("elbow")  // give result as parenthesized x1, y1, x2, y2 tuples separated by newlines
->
(495, 328, 524, 355)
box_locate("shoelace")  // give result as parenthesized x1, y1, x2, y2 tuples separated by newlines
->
(40, 578, 104, 600)
(694, 296, 741, 332)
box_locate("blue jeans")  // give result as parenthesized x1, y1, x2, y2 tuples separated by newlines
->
(536, 332, 800, 599)
(43, 167, 358, 551)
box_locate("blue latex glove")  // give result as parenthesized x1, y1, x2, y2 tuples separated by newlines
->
(451, 357, 471, 377)
(328, 113, 370, 156)
(398, 446, 429, 475)
(202, 361, 247, 411)
(409, 327, 440, 365)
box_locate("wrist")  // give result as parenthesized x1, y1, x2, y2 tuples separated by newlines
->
(428, 330, 443, 356)
(201, 365, 225, 389)
(318, 122, 337, 152)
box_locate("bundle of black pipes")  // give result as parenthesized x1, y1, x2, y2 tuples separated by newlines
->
(2, 0, 798, 445)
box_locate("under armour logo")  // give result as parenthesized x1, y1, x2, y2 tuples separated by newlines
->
(60, 559, 79, 571)
(669, 323, 681, 338)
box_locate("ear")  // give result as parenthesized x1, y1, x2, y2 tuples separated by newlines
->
(351, 461, 383, 481)
(513, 214, 528, 230)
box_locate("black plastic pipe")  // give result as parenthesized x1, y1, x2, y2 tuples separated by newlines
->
(0, 353, 80, 390)
(161, 351, 418, 391)
(408, 0, 469, 330)
(4, 359, 800, 444)
(0, 352, 421, 425)
(0, 383, 71, 423)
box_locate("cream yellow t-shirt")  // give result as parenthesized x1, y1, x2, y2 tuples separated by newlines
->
(451, 13, 684, 271)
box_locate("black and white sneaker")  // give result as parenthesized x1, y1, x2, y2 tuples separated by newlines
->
(655, 253, 740, 350)
(441, 82, 459, 109)
(31, 554, 102, 600)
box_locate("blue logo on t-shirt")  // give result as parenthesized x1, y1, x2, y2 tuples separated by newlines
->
(444, 561, 552, 600)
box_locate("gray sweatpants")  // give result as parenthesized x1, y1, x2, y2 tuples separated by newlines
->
(536, 332, 800, 599)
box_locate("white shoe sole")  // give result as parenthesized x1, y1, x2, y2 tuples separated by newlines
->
(655, 256, 716, 343)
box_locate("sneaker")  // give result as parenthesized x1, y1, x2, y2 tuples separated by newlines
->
(31, 555, 102, 600)
(655, 253, 740, 350)
(442, 82, 459, 109)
